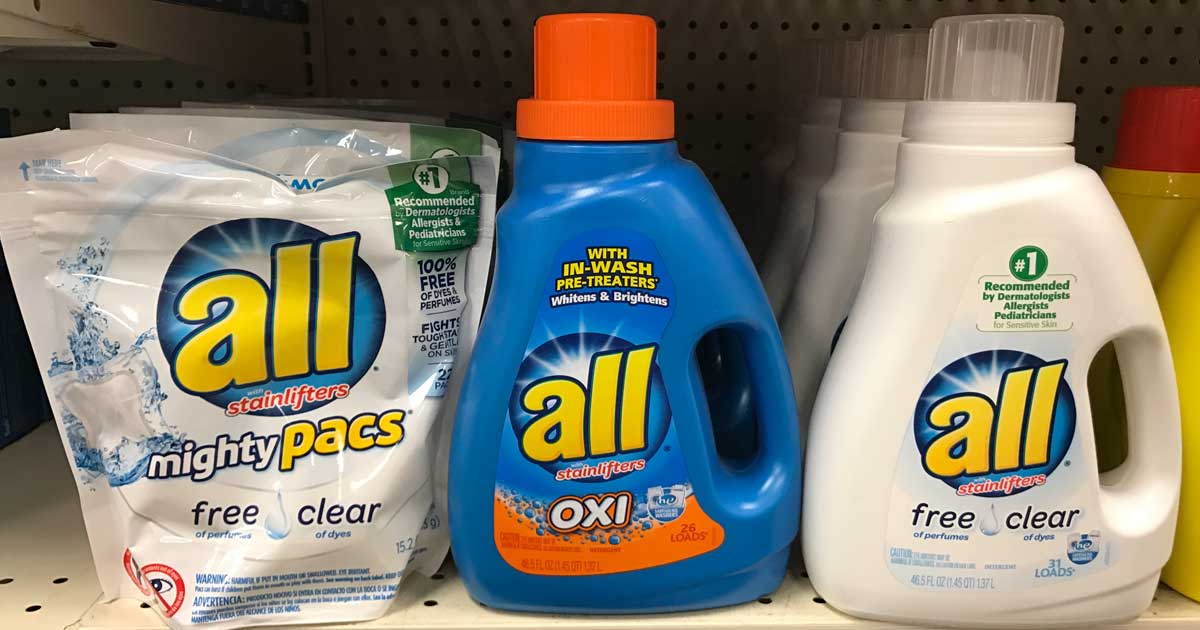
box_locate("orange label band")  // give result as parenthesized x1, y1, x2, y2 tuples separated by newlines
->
(494, 494, 725, 576)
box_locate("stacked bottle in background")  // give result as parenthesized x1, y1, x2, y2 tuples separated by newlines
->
(760, 38, 864, 319)
(1095, 86, 1200, 602)
(804, 14, 1180, 627)
(755, 41, 816, 275)
(782, 29, 928, 438)
(707, 37, 866, 464)
(757, 118, 804, 265)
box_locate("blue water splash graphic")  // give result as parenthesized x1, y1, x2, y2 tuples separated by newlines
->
(58, 304, 121, 382)
(50, 239, 181, 487)
(57, 238, 110, 298)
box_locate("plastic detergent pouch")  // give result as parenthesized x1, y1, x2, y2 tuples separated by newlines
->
(70, 111, 498, 575)
(182, 97, 472, 116)
(179, 100, 515, 158)
(121, 105, 447, 127)
(93, 111, 513, 203)
(70, 112, 499, 192)
(166, 105, 516, 199)
(0, 128, 497, 628)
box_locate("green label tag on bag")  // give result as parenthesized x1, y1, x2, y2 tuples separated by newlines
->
(387, 160, 480, 252)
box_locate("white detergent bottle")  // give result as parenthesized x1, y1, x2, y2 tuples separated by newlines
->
(803, 14, 1181, 627)
(781, 29, 927, 435)
(756, 39, 821, 277)
(761, 38, 863, 317)
(757, 115, 803, 263)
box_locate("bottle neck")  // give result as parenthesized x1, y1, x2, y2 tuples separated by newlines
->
(895, 100, 1077, 189)
(800, 96, 843, 127)
(833, 130, 904, 174)
(774, 115, 804, 139)
(895, 141, 1076, 190)
(791, 123, 841, 173)
(840, 98, 909, 135)
(903, 101, 1076, 145)
(513, 139, 678, 188)
(1103, 165, 1200, 200)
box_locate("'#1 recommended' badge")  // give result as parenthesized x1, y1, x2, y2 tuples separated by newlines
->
(387, 160, 481, 252)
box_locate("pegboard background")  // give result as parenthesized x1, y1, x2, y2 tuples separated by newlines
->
(1, 0, 1198, 250)
(0, 58, 261, 133)
(318, 0, 1200, 253)
(316, 0, 1200, 163)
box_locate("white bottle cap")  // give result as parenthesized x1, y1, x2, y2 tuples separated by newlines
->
(860, 29, 930, 101)
(925, 14, 1064, 102)
(817, 39, 864, 99)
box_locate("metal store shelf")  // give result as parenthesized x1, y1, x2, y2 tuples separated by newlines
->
(0, 0, 311, 86)
(1, 3, 1200, 629)
(1, 423, 1198, 630)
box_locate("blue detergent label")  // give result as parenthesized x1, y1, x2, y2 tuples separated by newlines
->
(493, 229, 724, 575)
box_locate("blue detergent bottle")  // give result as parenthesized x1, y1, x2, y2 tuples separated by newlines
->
(448, 13, 802, 613)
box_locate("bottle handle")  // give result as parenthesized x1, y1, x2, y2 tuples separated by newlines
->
(1097, 324, 1181, 534)
(664, 316, 802, 524)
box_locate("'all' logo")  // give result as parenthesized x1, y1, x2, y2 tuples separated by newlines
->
(914, 350, 1076, 497)
(158, 218, 385, 415)
(519, 344, 658, 463)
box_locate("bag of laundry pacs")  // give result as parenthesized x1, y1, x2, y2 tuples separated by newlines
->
(121, 105, 446, 126)
(70, 111, 499, 576)
(0, 129, 495, 628)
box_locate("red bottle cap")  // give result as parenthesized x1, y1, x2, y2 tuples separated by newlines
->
(517, 13, 674, 141)
(1112, 86, 1200, 174)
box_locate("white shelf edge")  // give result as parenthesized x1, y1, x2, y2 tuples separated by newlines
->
(0, 1, 309, 85)
(2, 424, 1198, 630)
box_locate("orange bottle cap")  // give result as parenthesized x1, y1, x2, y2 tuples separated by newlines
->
(517, 13, 675, 141)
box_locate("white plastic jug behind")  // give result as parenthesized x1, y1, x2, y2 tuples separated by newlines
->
(803, 14, 1181, 628)
(782, 29, 928, 435)
(761, 38, 862, 318)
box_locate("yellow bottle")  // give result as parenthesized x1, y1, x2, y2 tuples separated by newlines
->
(1100, 86, 1200, 601)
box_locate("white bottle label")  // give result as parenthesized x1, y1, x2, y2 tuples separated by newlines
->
(886, 240, 1113, 592)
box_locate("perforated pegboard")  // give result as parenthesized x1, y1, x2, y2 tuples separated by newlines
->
(0, 58, 260, 134)
(1, 0, 1198, 251)
(314, 0, 1200, 253)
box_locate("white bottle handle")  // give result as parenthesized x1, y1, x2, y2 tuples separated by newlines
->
(1097, 324, 1181, 536)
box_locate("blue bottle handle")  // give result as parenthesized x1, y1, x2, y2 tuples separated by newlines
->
(697, 330, 758, 462)
(661, 313, 801, 526)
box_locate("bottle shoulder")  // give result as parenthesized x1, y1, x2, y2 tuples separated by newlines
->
(500, 158, 721, 226)
(880, 162, 1110, 223)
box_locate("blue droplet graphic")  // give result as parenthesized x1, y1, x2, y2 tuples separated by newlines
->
(264, 490, 292, 540)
